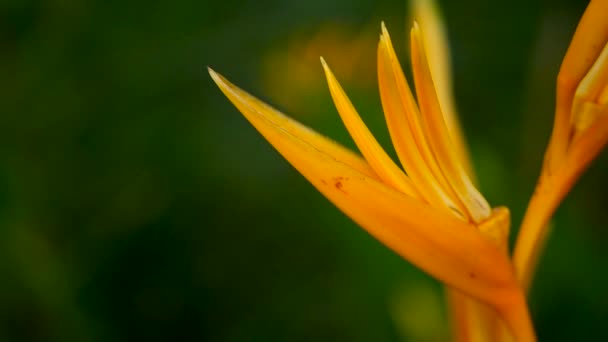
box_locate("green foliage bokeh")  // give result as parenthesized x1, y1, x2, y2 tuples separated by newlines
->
(1, 0, 606, 341)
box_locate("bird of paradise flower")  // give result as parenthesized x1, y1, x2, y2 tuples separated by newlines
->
(209, 0, 608, 341)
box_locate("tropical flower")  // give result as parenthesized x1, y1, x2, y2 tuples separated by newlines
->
(209, 0, 608, 341)
(513, 0, 608, 291)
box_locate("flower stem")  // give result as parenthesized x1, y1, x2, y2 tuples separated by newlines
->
(497, 291, 537, 342)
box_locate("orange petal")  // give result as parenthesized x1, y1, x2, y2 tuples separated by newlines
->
(515, 1, 608, 290)
(410, 0, 476, 181)
(210, 67, 510, 296)
(321, 58, 422, 198)
(559, 0, 608, 94)
(548, 0, 608, 173)
(572, 42, 608, 133)
(209, 68, 377, 179)
(600, 83, 608, 104)
(210, 68, 533, 341)
(410, 23, 491, 223)
(377, 26, 467, 220)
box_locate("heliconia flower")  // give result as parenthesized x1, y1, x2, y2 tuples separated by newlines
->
(408, 0, 475, 182)
(407, 2, 500, 340)
(513, 0, 608, 292)
(209, 17, 536, 342)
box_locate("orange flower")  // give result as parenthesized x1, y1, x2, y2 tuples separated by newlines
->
(209, 1, 608, 341)
(514, 0, 608, 292)
(209, 19, 534, 342)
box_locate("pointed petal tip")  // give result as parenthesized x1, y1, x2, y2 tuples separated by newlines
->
(208, 67, 225, 87)
(320, 56, 327, 67)
(412, 20, 420, 33)
(410, 22, 423, 51)
(320, 56, 333, 79)
(380, 21, 390, 42)
(208, 68, 239, 98)
(320, 56, 334, 77)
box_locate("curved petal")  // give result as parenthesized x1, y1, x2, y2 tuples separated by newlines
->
(209, 68, 377, 179)
(379, 23, 453, 197)
(410, 0, 476, 181)
(209, 68, 517, 304)
(410, 23, 491, 223)
(210, 68, 534, 341)
(377, 27, 467, 220)
(548, 0, 608, 173)
(572, 42, 608, 133)
(321, 58, 421, 198)
(514, 1, 608, 293)
(558, 0, 608, 94)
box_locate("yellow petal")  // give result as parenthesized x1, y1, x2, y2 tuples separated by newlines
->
(210, 68, 534, 341)
(379, 24, 449, 190)
(568, 114, 608, 177)
(600, 83, 608, 104)
(209, 68, 377, 179)
(574, 42, 608, 105)
(559, 0, 608, 93)
(377, 26, 467, 220)
(514, 113, 608, 293)
(515, 1, 608, 290)
(410, 23, 491, 223)
(409, 4, 495, 338)
(410, 0, 476, 181)
(211, 67, 510, 293)
(548, 0, 608, 173)
(572, 101, 608, 136)
(320, 58, 422, 198)
(572, 42, 608, 133)
(514, 119, 608, 292)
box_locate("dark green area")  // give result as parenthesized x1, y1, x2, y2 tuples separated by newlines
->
(1, 0, 605, 341)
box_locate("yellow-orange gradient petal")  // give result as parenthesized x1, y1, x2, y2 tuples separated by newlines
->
(514, 1, 608, 292)
(548, 0, 608, 174)
(600, 83, 608, 104)
(410, 0, 476, 181)
(572, 42, 608, 133)
(212, 66, 515, 298)
(560, 0, 608, 83)
(377, 26, 467, 220)
(514, 116, 608, 292)
(321, 58, 421, 198)
(574, 42, 608, 106)
(379, 24, 452, 193)
(209, 68, 377, 180)
(410, 23, 491, 223)
(210, 67, 535, 342)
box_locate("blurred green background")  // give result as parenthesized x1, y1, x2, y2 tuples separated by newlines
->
(1, 0, 607, 341)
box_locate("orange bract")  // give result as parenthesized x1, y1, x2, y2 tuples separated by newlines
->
(209, 1, 608, 341)
(209, 19, 534, 340)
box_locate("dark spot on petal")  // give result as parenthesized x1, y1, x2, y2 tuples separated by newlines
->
(333, 176, 347, 193)
(469, 272, 476, 279)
